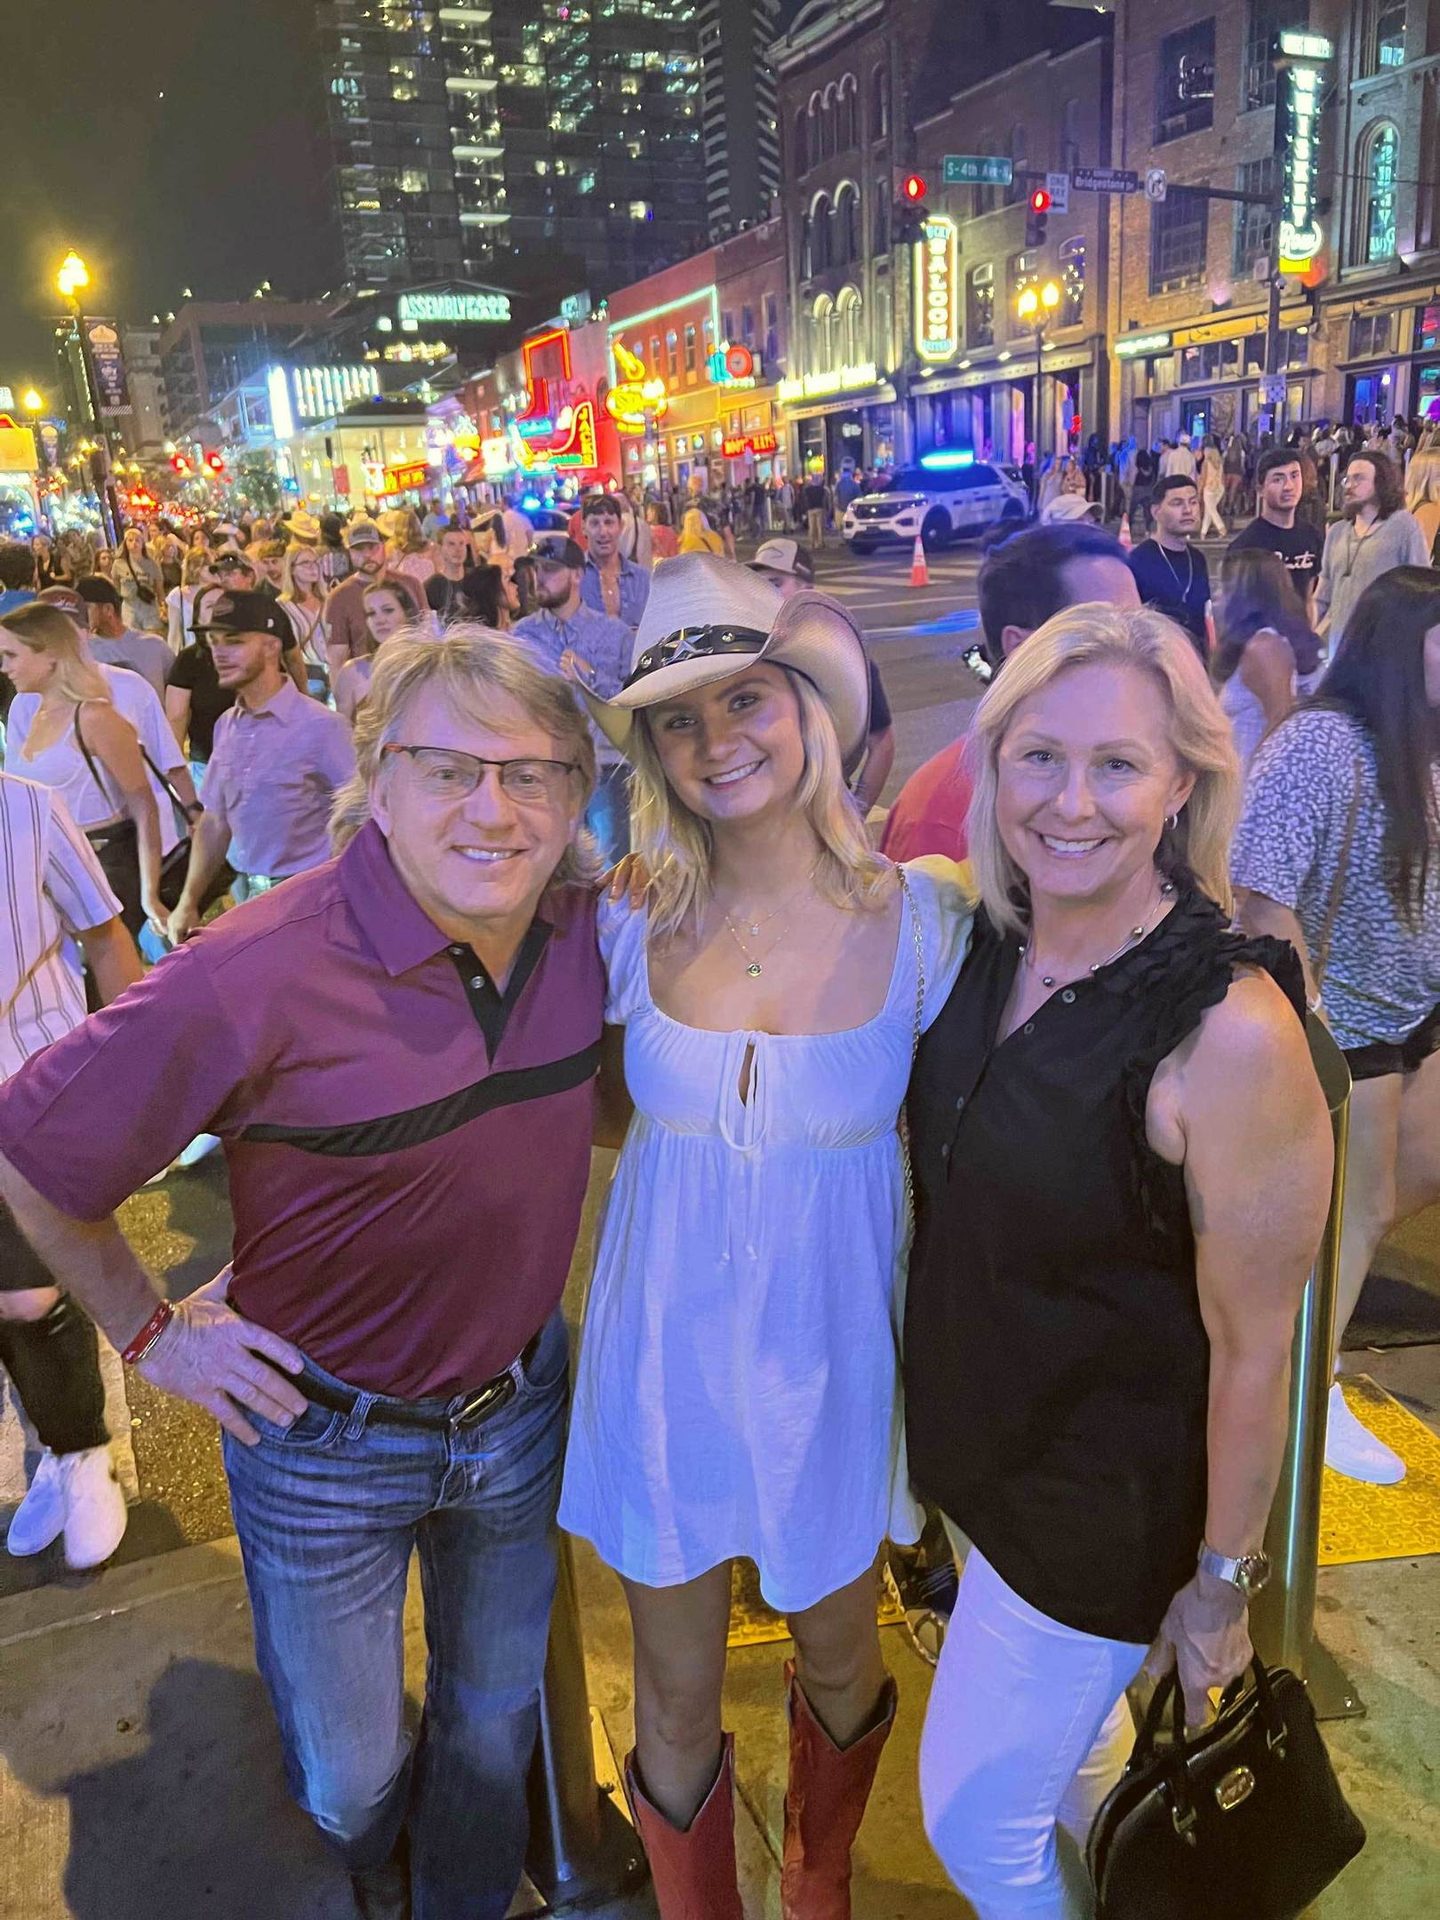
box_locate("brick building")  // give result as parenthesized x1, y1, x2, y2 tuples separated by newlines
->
(1106, 0, 1440, 444)
(911, 24, 1112, 465)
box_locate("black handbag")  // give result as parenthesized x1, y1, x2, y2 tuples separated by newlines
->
(74, 704, 233, 919)
(1088, 1658, 1365, 1920)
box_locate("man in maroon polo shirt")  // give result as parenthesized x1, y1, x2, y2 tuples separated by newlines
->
(0, 632, 604, 1920)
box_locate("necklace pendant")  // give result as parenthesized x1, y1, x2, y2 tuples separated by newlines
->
(1041, 974, 1056, 989)
(746, 923, 761, 937)
(747, 961, 762, 978)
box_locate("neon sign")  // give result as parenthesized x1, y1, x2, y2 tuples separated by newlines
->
(1275, 31, 1332, 273)
(777, 363, 879, 403)
(708, 343, 759, 387)
(508, 327, 599, 473)
(914, 215, 959, 363)
(398, 290, 511, 325)
(604, 340, 669, 435)
(721, 430, 779, 458)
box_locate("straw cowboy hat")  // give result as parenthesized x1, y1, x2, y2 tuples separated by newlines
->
(285, 509, 323, 544)
(587, 553, 871, 758)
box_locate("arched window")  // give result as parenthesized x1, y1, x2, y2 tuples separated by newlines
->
(1363, 123, 1400, 261)
(836, 183, 860, 263)
(799, 209, 813, 280)
(873, 179, 889, 255)
(871, 64, 888, 142)
(794, 107, 808, 175)
(1061, 99, 1082, 173)
(838, 75, 858, 151)
(836, 287, 863, 367)
(811, 194, 832, 270)
(811, 294, 835, 376)
(822, 83, 837, 160)
(1059, 235, 1086, 328)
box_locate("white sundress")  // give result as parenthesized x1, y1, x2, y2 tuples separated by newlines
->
(559, 859, 973, 1615)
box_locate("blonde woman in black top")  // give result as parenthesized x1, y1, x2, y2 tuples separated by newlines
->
(906, 606, 1332, 1918)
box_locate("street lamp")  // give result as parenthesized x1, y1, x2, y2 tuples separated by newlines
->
(21, 387, 44, 415)
(54, 249, 118, 542)
(1017, 279, 1061, 467)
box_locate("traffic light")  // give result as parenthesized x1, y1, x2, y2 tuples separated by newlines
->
(204, 450, 225, 475)
(171, 452, 192, 475)
(1025, 187, 1051, 249)
(901, 173, 928, 205)
(894, 170, 930, 244)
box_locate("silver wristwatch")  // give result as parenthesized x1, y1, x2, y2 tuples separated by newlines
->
(1197, 1542, 1271, 1595)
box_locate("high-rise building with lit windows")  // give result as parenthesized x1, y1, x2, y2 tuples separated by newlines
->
(315, 1, 710, 298)
(698, 0, 781, 242)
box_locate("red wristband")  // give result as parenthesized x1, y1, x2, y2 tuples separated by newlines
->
(122, 1299, 174, 1366)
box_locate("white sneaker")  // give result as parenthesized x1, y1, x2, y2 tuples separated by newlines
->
(6, 1449, 66, 1556)
(1325, 1381, 1406, 1486)
(58, 1445, 128, 1570)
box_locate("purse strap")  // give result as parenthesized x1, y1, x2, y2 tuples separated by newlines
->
(897, 869, 926, 1221)
(72, 701, 120, 814)
(1312, 755, 1364, 990)
(75, 698, 201, 836)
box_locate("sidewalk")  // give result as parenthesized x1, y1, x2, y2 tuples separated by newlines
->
(3, 1343, 1437, 1920)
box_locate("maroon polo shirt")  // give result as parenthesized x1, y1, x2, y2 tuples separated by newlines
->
(0, 822, 603, 1398)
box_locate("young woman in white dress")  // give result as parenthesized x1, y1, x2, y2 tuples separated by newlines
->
(561, 556, 972, 1920)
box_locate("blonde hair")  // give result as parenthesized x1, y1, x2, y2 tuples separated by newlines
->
(628, 665, 889, 940)
(966, 604, 1240, 936)
(1404, 447, 1440, 511)
(0, 603, 109, 704)
(281, 544, 324, 599)
(329, 626, 601, 889)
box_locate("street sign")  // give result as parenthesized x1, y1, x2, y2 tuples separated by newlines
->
(943, 154, 1013, 187)
(1071, 166, 1140, 195)
(1259, 373, 1287, 406)
(1045, 171, 1070, 213)
(1144, 168, 1168, 203)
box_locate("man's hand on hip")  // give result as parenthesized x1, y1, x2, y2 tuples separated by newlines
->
(140, 1296, 309, 1445)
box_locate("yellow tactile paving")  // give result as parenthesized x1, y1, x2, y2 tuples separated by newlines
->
(1319, 1375, 1440, 1566)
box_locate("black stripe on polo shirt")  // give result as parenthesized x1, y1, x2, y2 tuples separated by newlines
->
(237, 1041, 600, 1158)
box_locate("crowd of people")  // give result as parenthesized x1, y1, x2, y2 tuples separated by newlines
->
(0, 435, 1434, 1920)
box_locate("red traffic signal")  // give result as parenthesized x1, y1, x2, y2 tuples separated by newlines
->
(1028, 187, 1052, 215)
(902, 173, 928, 203)
(204, 450, 225, 474)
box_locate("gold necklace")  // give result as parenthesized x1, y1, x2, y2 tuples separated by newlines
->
(723, 913, 791, 979)
(721, 859, 821, 940)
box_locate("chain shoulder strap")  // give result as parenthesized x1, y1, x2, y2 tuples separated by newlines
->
(896, 868, 927, 1225)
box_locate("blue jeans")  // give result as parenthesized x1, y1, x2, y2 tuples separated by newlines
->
(585, 763, 631, 868)
(223, 1312, 568, 1920)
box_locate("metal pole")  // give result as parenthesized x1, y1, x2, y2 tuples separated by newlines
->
(525, 1532, 648, 1912)
(1250, 1016, 1364, 1719)
(1263, 210, 1285, 441)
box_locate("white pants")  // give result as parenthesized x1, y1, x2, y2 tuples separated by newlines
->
(1199, 487, 1227, 539)
(919, 1546, 1148, 1919)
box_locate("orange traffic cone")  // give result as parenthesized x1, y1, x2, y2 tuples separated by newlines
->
(909, 532, 929, 588)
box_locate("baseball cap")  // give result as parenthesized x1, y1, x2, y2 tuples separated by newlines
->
(213, 548, 256, 574)
(75, 574, 123, 609)
(192, 591, 296, 647)
(533, 534, 586, 570)
(36, 585, 88, 619)
(748, 537, 816, 585)
(344, 517, 384, 549)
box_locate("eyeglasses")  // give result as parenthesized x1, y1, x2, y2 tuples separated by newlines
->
(381, 745, 581, 803)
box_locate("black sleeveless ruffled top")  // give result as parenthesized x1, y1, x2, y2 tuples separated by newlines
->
(904, 888, 1304, 1645)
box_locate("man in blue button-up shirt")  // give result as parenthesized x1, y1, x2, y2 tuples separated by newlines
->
(513, 537, 635, 863)
(578, 494, 650, 632)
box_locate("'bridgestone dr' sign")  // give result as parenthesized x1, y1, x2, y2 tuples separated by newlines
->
(915, 215, 959, 364)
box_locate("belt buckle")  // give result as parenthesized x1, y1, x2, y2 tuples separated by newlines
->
(451, 1375, 516, 1428)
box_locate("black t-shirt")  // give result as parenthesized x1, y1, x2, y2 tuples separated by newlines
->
(166, 643, 235, 761)
(1227, 516, 1323, 600)
(1128, 539, 1210, 652)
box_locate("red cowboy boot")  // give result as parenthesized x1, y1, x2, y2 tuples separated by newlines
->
(625, 1734, 745, 1919)
(781, 1660, 898, 1920)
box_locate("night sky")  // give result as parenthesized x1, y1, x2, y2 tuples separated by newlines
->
(0, 0, 332, 383)
(0, 0, 812, 389)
